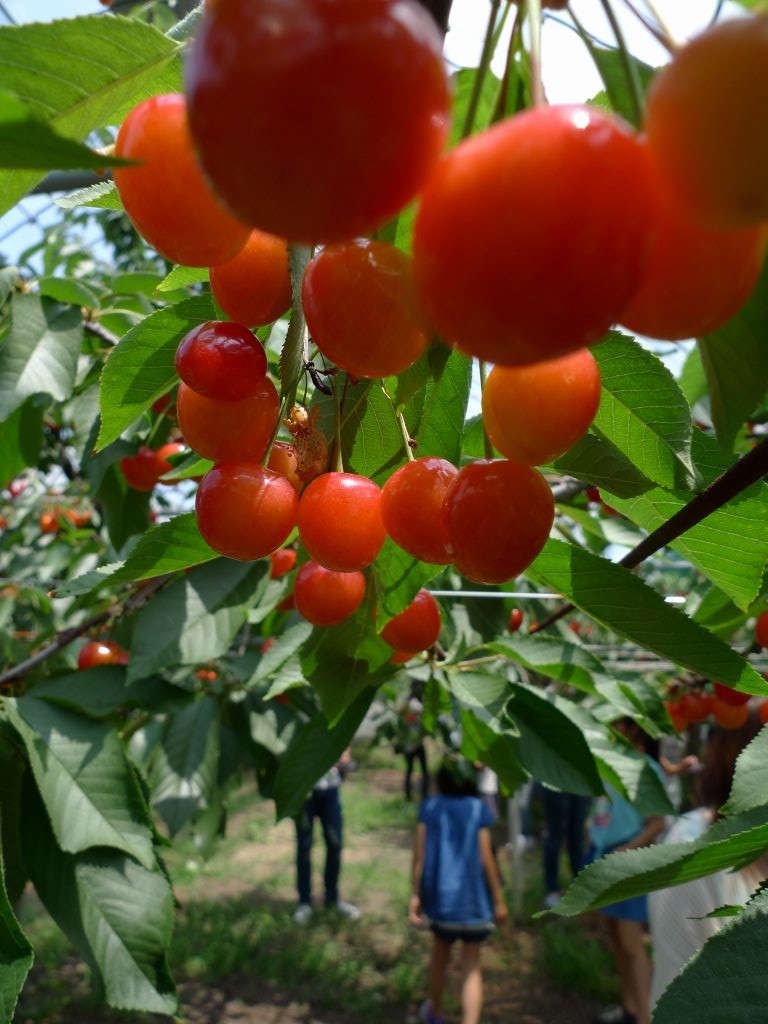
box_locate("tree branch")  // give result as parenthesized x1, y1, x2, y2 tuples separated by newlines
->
(84, 320, 120, 347)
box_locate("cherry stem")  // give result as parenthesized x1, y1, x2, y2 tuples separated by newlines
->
(332, 372, 345, 474)
(597, 0, 644, 126)
(478, 360, 494, 460)
(461, 0, 503, 139)
(621, 0, 678, 53)
(527, 0, 545, 108)
(640, 0, 680, 48)
(492, 5, 523, 124)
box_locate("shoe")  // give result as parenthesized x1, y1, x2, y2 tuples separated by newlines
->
(332, 899, 361, 920)
(595, 1007, 637, 1024)
(418, 1000, 445, 1024)
(292, 902, 313, 925)
(544, 891, 561, 909)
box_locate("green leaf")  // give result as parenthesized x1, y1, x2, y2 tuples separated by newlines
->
(551, 430, 654, 499)
(38, 275, 101, 308)
(592, 333, 695, 490)
(95, 462, 151, 550)
(6, 697, 155, 869)
(587, 47, 654, 128)
(273, 687, 376, 820)
(0, 89, 130, 171)
(410, 349, 472, 465)
(30, 667, 186, 720)
(0, 729, 27, 905)
(0, 397, 45, 485)
(251, 621, 312, 689)
(373, 538, 443, 620)
(459, 707, 527, 794)
(0, 16, 181, 215)
(151, 697, 220, 837)
(97, 294, 216, 450)
(692, 586, 747, 639)
(553, 804, 768, 917)
(653, 888, 768, 1024)
(22, 780, 176, 1015)
(679, 345, 708, 409)
(488, 635, 608, 695)
(56, 179, 123, 211)
(127, 560, 268, 682)
(699, 260, 768, 451)
(154, 265, 208, 294)
(0, 293, 82, 420)
(0, 266, 18, 307)
(0, 804, 32, 1024)
(529, 539, 768, 694)
(606, 430, 768, 611)
(722, 727, 768, 816)
(314, 378, 404, 484)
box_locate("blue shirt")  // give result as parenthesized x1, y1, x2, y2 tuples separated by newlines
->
(589, 759, 665, 854)
(419, 795, 494, 927)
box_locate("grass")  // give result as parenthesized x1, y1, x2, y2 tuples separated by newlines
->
(537, 919, 621, 1003)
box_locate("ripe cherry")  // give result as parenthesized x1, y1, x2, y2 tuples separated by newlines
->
(177, 378, 279, 462)
(390, 651, 415, 665)
(120, 447, 162, 491)
(644, 16, 768, 229)
(413, 104, 653, 365)
(759, 700, 768, 725)
(509, 608, 523, 633)
(155, 442, 186, 480)
(210, 230, 292, 327)
(185, 0, 451, 243)
(175, 321, 268, 401)
(113, 94, 248, 266)
(268, 441, 305, 495)
(298, 472, 386, 572)
(39, 511, 59, 534)
(713, 682, 751, 708)
(664, 699, 688, 733)
(444, 460, 554, 584)
(196, 463, 298, 560)
(380, 457, 458, 565)
(270, 548, 297, 579)
(618, 147, 765, 340)
(302, 240, 430, 378)
(381, 590, 441, 653)
(712, 699, 750, 730)
(756, 610, 768, 648)
(294, 561, 367, 626)
(678, 692, 712, 723)
(482, 349, 601, 466)
(78, 641, 125, 671)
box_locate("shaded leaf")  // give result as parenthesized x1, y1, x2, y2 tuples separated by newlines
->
(151, 697, 220, 837)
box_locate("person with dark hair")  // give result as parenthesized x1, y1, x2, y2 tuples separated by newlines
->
(649, 711, 767, 1008)
(409, 755, 507, 1024)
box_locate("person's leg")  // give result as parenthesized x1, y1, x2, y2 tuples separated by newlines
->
(605, 917, 637, 1017)
(614, 918, 651, 1024)
(295, 796, 315, 906)
(566, 795, 591, 879)
(460, 941, 483, 1024)
(319, 786, 343, 906)
(417, 744, 429, 800)
(542, 789, 566, 894)
(405, 750, 416, 801)
(428, 934, 452, 1017)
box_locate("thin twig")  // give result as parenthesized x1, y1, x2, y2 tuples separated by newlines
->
(84, 320, 120, 347)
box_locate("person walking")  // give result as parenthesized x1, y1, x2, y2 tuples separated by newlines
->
(293, 750, 360, 925)
(409, 755, 507, 1024)
(541, 788, 591, 909)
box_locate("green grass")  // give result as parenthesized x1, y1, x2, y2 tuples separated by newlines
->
(537, 919, 621, 1003)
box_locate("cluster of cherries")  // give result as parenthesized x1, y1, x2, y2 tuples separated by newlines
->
(120, 443, 185, 492)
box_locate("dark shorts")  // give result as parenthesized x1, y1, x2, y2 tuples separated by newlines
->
(431, 923, 492, 944)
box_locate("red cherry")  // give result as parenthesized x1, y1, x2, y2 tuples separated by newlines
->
(120, 447, 161, 491)
(196, 463, 298, 561)
(380, 457, 458, 565)
(210, 229, 292, 327)
(78, 641, 125, 671)
(390, 650, 416, 665)
(678, 692, 713, 723)
(177, 378, 279, 462)
(586, 486, 601, 504)
(302, 240, 430, 378)
(39, 511, 60, 534)
(270, 548, 297, 579)
(756, 610, 768, 649)
(759, 700, 768, 725)
(155, 442, 186, 480)
(175, 321, 268, 401)
(444, 460, 554, 584)
(712, 699, 750, 730)
(509, 608, 523, 633)
(713, 682, 751, 707)
(151, 393, 175, 416)
(277, 591, 296, 612)
(664, 699, 688, 733)
(261, 637, 276, 653)
(381, 590, 441, 652)
(298, 472, 386, 571)
(294, 561, 366, 626)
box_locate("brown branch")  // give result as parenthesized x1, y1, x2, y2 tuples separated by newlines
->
(530, 437, 768, 635)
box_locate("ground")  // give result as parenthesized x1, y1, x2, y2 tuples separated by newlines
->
(15, 752, 618, 1024)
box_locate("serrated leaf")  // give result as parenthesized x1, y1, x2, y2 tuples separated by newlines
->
(529, 539, 768, 694)
(56, 178, 123, 210)
(6, 697, 155, 869)
(22, 779, 176, 1015)
(0, 805, 32, 1024)
(679, 344, 708, 409)
(592, 333, 696, 490)
(154, 264, 208, 294)
(722, 727, 768, 816)
(151, 697, 220, 836)
(314, 377, 404, 484)
(692, 586, 747, 639)
(97, 294, 215, 449)
(0, 16, 182, 215)
(0, 397, 45, 485)
(373, 538, 443, 620)
(551, 430, 654, 498)
(459, 707, 527, 793)
(30, 667, 187, 720)
(410, 349, 472, 465)
(488, 635, 608, 695)
(127, 560, 267, 682)
(0, 293, 82, 420)
(38, 275, 100, 308)
(251, 621, 312, 687)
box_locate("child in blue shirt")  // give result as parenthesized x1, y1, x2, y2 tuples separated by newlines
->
(409, 756, 507, 1024)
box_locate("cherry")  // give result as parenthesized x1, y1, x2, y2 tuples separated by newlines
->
(270, 547, 297, 579)
(586, 486, 601, 504)
(381, 589, 441, 653)
(294, 561, 366, 626)
(185, 0, 451, 243)
(713, 682, 751, 708)
(760, 700, 768, 725)
(380, 457, 458, 565)
(413, 104, 653, 365)
(39, 512, 59, 534)
(302, 240, 430, 378)
(151, 393, 175, 416)
(210, 229, 292, 327)
(644, 16, 768, 229)
(664, 700, 688, 734)
(113, 94, 248, 266)
(277, 591, 296, 612)
(444, 460, 554, 584)
(712, 699, 750, 730)
(120, 447, 163, 491)
(78, 641, 126, 671)
(196, 463, 298, 561)
(618, 145, 765, 340)
(177, 378, 279, 462)
(756, 610, 768, 649)
(155, 442, 186, 481)
(268, 441, 305, 495)
(261, 638, 276, 653)
(195, 668, 218, 681)
(298, 472, 386, 571)
(482, 349, 601, 466)
(509, 608, 523, 633)
(390, 651, 415, 665)
(175, 321, 268, 401)
(678, 692, 712, 723)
